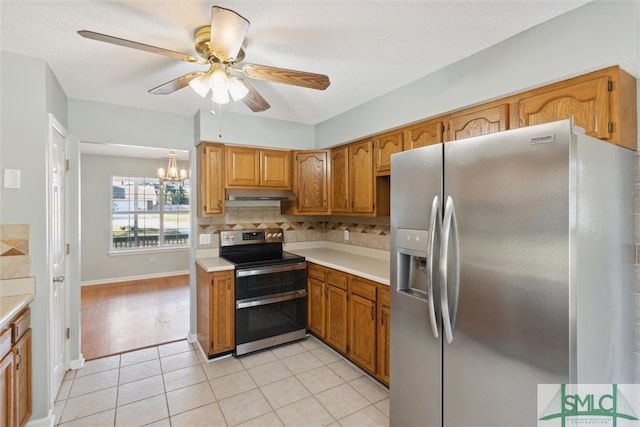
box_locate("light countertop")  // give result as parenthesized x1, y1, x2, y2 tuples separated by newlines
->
(0, 277, 35, 329)
(195, 242, 390, 285)
(286, 245, 390, 286)
(195, 256, 235, 273)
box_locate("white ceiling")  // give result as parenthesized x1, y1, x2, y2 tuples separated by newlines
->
(1, 0, 591, 126)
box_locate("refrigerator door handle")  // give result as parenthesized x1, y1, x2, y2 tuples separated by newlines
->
(427, 195, 442, 339)
(440, 196, 460, 344)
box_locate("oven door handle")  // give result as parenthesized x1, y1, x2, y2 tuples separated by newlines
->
(236, 289, 307, 309)
(236, 261, 307, 278)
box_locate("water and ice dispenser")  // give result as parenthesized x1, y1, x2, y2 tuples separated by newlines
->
(396, 228, 432, 300)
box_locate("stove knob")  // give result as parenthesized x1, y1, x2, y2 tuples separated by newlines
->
(266, 233, 273, 239)
(277, 232, 283, 238)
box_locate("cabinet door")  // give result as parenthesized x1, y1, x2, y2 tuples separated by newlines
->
(448, 104, 508, 141)
(349, 140, 374, 214)
(518, 76, 610, 140)
(295, 151, 328, 213)
(261, 149, 291, 188)
(13, 329, 30, 427)
(325, 284, 348, 354)
(0, 350, 13, 427)
(349, 294, 376, 374)
(211, 272, 234, 355)
(373, 131, 403, 176)
(330, 146, 349, 214)
(199, 143, 225, 216)
(377, 288, 390, 385)
(307, 277, 326, 337)
(226, 146, 260, 187)
(405, 120, 444, 150)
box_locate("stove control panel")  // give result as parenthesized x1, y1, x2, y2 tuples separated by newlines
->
(220, 228, 284, 246)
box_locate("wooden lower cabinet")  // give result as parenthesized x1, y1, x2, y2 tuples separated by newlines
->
(348, 280, 377, 374)
(325, 284, 349, 354)
(12, 330, 30, 427)
(376, 288, 390, 385)
(306, 263, 389, 385)
(0, 308, 31, 427)
(197, 266, 235, 358)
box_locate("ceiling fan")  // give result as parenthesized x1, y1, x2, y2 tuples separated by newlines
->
(78, 5, 330, 112)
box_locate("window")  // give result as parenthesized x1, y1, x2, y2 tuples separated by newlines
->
(111, 176, 190, 251)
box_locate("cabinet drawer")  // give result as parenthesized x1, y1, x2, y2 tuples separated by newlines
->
(12, 308, 30, 344)
(327, 269, 348, 290)
(0, 328, 10, 358)
(378, 286, 390, 305)
(307, 263, 326, 281)
(350, 278, 377, 301)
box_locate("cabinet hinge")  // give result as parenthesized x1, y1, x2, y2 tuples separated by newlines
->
(66, 328, 70, 339)
(65, 159, 70, 172)
(608, 122, 614, 133)
(607, 80, 613, 91)
(66, 243, 70, 255)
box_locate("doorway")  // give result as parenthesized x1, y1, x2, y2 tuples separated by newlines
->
(78, 143, 191, 360)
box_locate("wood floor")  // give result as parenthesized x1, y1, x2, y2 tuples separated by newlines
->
(81, 274, 190, 361)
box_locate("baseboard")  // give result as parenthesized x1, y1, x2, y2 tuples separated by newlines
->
(26, 410, 54, 427)
(81, 270, 190, 286)
(187, 331, 197, 343)
(69, 354, 85, 370)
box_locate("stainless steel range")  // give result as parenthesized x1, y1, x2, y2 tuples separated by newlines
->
(219, 228, 307, 356)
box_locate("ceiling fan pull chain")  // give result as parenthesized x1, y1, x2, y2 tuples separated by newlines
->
(218, 102, 223, 138)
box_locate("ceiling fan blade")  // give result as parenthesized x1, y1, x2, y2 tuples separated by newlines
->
(209, 6, 250, 62)
(240, 80, 270, 112)
(239, 64, 330, 90)
(78, 30, 203, 63)
(148, 72, 204, 95)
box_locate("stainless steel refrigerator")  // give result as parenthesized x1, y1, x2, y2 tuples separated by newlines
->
(390, 119, 635, 426)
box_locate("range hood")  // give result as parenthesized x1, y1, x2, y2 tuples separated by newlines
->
(226, 188, 296, 201)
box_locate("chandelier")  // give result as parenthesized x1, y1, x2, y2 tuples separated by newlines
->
(158, 151, 188, 182)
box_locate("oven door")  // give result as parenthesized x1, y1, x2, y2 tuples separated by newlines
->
(235, 262, 307, 355)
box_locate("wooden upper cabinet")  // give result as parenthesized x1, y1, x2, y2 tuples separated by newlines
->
(198, 143, 225, 217)
(349, 140, 375, 214)
(261, 149, 290, 188)
(404, 120, 444, 150)
(373, 131, 403, 176)
(294, 151, 329, 213)
(519, 77, 610, 140)
(225, 146, 260, 187)
(448, 104, 509, 141)
(330, 146, 349, 214)
(225, 146, 290, 189)
(516, 66, 637, 149)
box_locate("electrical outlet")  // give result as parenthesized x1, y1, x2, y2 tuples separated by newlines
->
(344, 230, 349, 241)
(199, 233, 212, 245)
(150, 256, 156, 264)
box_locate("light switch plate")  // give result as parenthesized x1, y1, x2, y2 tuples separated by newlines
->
(3, 169, 21, 189)
(199, 233, 212, 245)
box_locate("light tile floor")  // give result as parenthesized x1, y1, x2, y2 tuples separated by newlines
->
(54, 336, 390, 426)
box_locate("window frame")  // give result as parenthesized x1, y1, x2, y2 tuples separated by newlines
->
(109, 175, 190, 254)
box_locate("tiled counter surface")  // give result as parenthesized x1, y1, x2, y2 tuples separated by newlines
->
(0, 277, 35, 329)
(286, 243, 390, 286)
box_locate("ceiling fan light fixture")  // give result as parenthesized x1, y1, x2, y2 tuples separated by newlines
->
(228, 77, 249, 101)
(211, 87, 230, 104)
(188, 73, 211, 97)
(210, 6, 250, 62)
(210, 68, 228, 90)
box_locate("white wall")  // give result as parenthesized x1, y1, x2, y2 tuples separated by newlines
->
(315, 0, 640, 148)
(80, 154, 190, 283)
(0, 51, 68, 422)
(197, 109, 315, 149)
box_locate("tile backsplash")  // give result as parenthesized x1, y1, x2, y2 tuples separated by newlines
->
(0, 224, 31, 279)
(197, 206, 390, 251)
